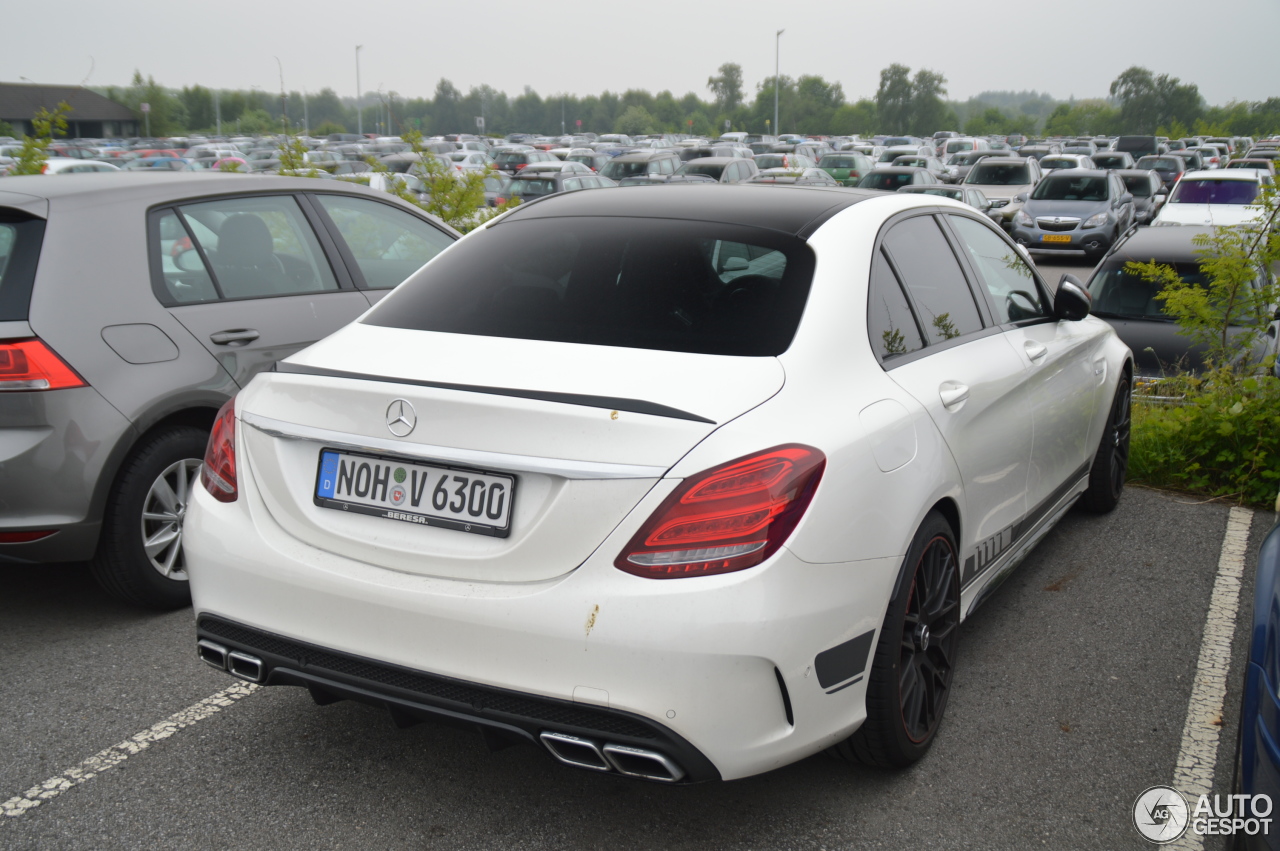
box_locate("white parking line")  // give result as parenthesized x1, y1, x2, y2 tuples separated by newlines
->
(1, 682, 259, 821)
(1169, 505, 1254, 851)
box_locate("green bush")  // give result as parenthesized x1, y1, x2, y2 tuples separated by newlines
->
(1130, 369, 1280, 507)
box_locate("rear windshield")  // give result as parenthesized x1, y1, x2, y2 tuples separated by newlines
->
(600, 160, 651, 179)
(818, 156, 858, 168)
(966, 162, 1030, 185)
(1032, 176, 1109, 201)
(678, 163, 726, 179)
(362, 217, 816, 357)
(1169, 179, 1259, 205)
(945, 140, 975, 153)
(1121, 175, 1156, 197)
(0, 212, 46, 321)
(496, 152, 530, 164)
(859, 172, 916, 190)
(509, 179, 557, 198)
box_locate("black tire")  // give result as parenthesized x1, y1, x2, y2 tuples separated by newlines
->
(1079, 375, 1131, 513)
(830, 511, 961, 769)
(90, 426, 208, 610)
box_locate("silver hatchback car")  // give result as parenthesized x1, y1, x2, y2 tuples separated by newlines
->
(0, 173, 457, 607)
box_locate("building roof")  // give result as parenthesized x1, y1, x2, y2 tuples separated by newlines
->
(0, 83, 135, 122)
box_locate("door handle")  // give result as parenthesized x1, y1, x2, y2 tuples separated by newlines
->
(1024, 340, 1048, 361)
(209, 328, 260, 346)
(938, 381, 969, 409)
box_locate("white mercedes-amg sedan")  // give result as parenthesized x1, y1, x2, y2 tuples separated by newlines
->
(186, 184, 1132, 783)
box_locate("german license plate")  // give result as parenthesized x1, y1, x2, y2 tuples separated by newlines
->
(1040, 234, 1072, 243)
(314, 449, 515, 538)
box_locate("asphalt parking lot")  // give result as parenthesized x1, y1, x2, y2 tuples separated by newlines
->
(2, 483, 1275, 850)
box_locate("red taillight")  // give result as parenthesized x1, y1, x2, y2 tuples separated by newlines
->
(615, 445, 825, 579)
(0, 530, 57, 543)
(0, 339, 86, 391)
(515, 162, 527, 170)
(200, 397, 237, 502)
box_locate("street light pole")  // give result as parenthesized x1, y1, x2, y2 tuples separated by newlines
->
(774, 29, 785, 137)
(355, 45, 363, 136)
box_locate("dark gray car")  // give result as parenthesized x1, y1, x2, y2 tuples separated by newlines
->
(0, 173, 457, 608)
(1086, 227, 1279, 377)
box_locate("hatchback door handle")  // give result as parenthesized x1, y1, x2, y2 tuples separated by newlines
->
(210, 328, 260, 346)
(939, 381, 969, 409)
(1024, 341, 1048, 361)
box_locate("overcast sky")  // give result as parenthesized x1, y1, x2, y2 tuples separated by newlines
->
(4, 0, 1276, 109)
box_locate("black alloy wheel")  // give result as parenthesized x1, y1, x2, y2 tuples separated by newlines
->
(831, 511, 961, 769)
(1081, 376, 1131, 513)
(898, 533, 961, 744)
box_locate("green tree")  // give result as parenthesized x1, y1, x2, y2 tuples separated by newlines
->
(831, 99, 877, 135)
(312, 120, 347, 137)
(1110, 66, 1202, 133)
(707, 63, 744, 112)
(121, 71, 187, 135)
(793, 75, 844, 134)
(875, 63, 913, 132)
(180, 85, 214, 131)
(910, 69, 949, 135)
(614, 105, 657, 136)
(0, 120, 14, 137)
(11, 101, 70, 175)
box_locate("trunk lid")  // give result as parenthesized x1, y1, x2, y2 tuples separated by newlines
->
(236, 322, 785, 582)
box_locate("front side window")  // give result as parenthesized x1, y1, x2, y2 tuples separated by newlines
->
(948, 216, 1050, 324)
(882, 215, 983, 344)
(170, 195, 339, 300)
(315, 195, 453, 290)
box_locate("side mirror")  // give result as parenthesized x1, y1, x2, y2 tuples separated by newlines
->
(1015, 192, 1029, 203)
(1154, 194, 1167, 205)
(1055, 275, 1091, 321)
(722, 257, 750, 272)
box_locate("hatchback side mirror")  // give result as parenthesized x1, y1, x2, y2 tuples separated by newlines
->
(1015, 192, 1029, 203)
(1055, 275, 1091, 321)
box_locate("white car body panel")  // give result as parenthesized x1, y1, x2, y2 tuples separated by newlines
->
(186, 188, 1132, 782)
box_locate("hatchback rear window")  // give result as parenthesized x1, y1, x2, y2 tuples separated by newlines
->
(0, 212, 46, 321)
(362, 217, 816, 357)
(966, 163, 1030, 185)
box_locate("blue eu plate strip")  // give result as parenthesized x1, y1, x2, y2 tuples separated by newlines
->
(317, 451, 339, 498)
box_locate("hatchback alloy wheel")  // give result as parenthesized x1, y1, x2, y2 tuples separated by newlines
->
(140, 458, 202, 580)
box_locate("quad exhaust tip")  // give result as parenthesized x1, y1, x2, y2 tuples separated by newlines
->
(539, 732, 684, 783)
(197, 639, 228, 671)
(196, 640, 264, 684)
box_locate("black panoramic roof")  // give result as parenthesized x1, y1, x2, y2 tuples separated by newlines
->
(497, 183, 877, 237)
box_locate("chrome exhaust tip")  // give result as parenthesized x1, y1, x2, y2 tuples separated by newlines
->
(539, 732, 611, 772)
(602, 744, 685, 783)
(226, 650, 264, 683)
(197, 639, 228, 671)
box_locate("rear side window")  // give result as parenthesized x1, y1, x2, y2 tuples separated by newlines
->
(362, 217, 816, 357)
(0, 212, 46, 321)
(868, 249, 924, 360)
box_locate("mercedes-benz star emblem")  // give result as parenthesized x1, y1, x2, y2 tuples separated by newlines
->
(386, 399, 416, 437)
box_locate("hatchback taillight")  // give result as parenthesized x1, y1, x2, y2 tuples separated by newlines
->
(200, 397, 237, 502)
(0, 339, 86, 391)
(615, 445, 825, 579)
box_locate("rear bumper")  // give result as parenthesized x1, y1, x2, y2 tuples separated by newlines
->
(186, 475, 899, 782)
(197, 615, 720, 783)
(0, 386, 133, 563)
